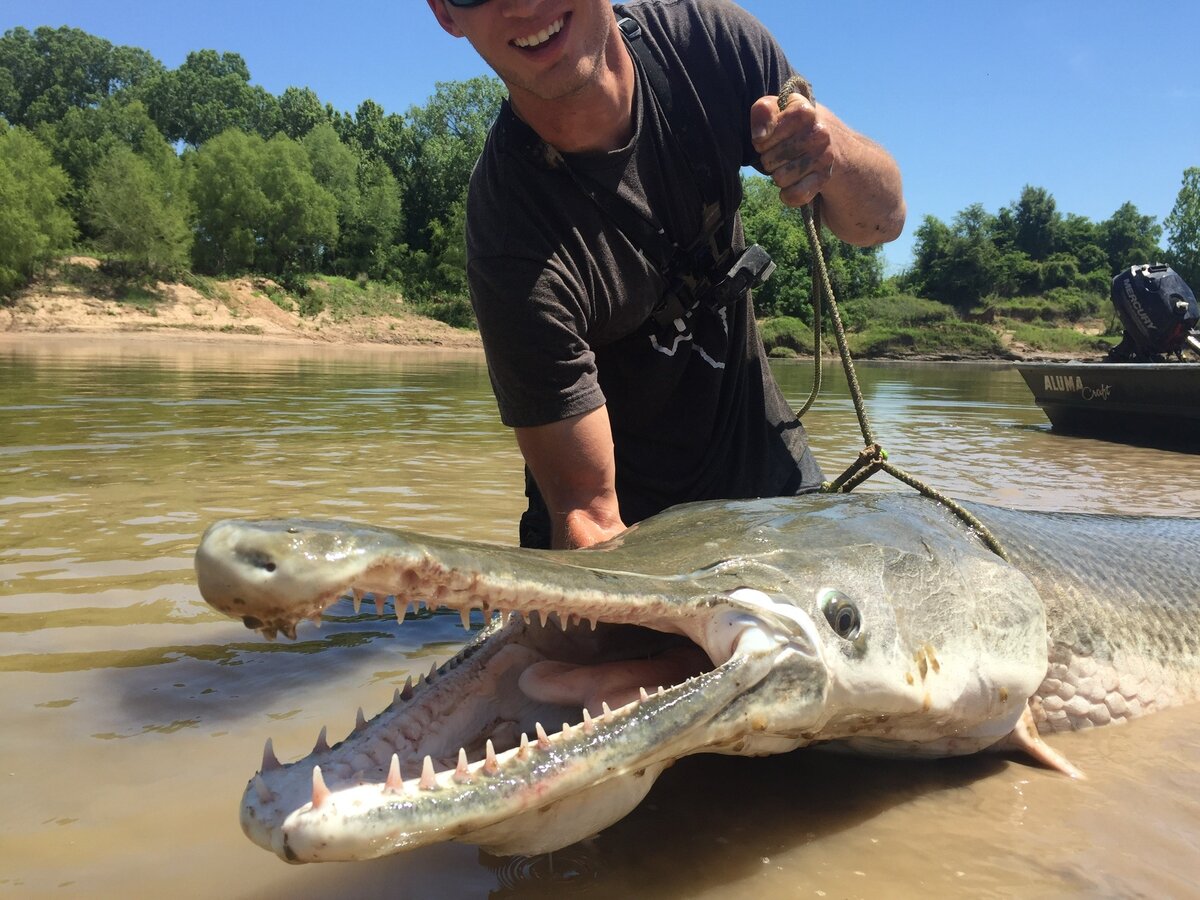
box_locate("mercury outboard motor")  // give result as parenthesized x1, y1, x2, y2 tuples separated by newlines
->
(1108, 264, 1200, 361)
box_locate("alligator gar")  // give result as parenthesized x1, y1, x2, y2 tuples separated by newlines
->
(194, 493, 1200, 863)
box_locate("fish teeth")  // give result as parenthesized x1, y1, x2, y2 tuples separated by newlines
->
(355, 707, 367, 732)
(313, 726, 330, 755)
(384, 754, 405, 794)
(262, 738, 281, 772)
(453, 748, 472, 783)
(419, 756, 438, 791)
(484, 740, 500, 775)
(311, 766, 331, 809)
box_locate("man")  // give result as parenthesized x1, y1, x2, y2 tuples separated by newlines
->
(426, 0, 905, 549)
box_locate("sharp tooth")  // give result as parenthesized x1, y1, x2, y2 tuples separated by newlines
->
(252, 774, 272, 803)
(658, 685, 666, 696)
(374, 595, 386, 616)
(454, 748, 471, 783)
(639, 687, 650, 703)
(562, 721, 571, 738)
(582, 709, 595, 735)
(314, 726, 330, 754)
(460, 607, 472, 631)
(427, 661, 437, 682)
(590, 617, 598, 631)
(396, 602, 406, 624)
(484, 740, 499, 775)
(311, 612, 322, 629)
(601, 702, 613, 718)
(518, 733, 530, 758)
(262, 627, 278, 641)
(262, 738, 281, 772)
(355, 707, 367, 732)
(535, 722, 550, 749)
(385, 754, 405, 793)
(401, 676, 414, 700)
(311, 766, 331, 809)
(393, 688, 401, 705)
(419, 756, 438, 790)
(280, 623, 297, 641)
(352, 590, 363, 614)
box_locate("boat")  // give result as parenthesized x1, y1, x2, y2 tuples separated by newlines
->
(1017, 264, 1200, 449)
(1016, 360, 1200, 446)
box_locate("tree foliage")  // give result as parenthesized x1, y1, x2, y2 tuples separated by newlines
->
(738, 174, 883, 319)
(0, 26, 162, 127)
(0, 125, 75, 296)
(905, 186, 1165, 309)
(142, 50, 280, 146)
(189, 129, 336, 276)
(85, 144, 192, 276)
(1165, 167, 1200, 290)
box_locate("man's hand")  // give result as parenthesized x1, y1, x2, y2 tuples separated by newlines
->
(750, 87, 906, 247)
(750, 88, 833, 210)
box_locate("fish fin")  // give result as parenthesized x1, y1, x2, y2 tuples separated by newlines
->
(994, 703, 1085, 779)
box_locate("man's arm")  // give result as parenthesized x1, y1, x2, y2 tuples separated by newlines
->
(514, 405, 627, 550)
(750, 93, 905, 247)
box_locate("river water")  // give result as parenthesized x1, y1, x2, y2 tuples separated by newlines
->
(1, 334, 1197, 899)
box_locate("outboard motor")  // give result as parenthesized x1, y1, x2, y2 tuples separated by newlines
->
(1108, 264, 1200, 361)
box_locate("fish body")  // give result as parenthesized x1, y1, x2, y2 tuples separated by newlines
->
(194, 493, 1200, 862)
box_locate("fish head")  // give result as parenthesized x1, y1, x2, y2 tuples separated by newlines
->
(194, 493, 1047, 861)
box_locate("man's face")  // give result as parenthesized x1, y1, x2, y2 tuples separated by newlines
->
(427, 0, 617, 107)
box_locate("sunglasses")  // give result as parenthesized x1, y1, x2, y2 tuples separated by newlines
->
(446, 0, 494, 6)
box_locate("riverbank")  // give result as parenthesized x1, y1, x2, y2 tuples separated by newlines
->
(0, 259, 483, 350)
(1, 260, 1106, 361)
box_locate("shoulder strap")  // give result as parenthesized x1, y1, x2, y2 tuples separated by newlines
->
(617, 16, 675, 120)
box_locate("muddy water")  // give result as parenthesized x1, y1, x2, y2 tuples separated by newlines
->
(1, 335, 1197, 899)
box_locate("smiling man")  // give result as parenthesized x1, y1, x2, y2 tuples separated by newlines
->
(426, 0, 905, 549)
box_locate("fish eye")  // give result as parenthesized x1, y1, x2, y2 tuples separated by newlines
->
(819, 590, 861, 640)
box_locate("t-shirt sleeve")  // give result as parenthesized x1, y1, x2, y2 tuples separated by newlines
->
(468, 252, 606, 429)
(690, 0, 796, 168)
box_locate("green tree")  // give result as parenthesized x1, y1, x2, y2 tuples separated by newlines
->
(36, 98, 173, 226)
(189, 128, 268, 272)
(143, 50, 280, 146)
(0, 125, 76, 296)
(1100, 201, 1162, 274)
(279, 86, 328, 140)
(258, 133, 338, 275)
(1010, 185, 1060, 262)
(908, 206, 1008, 307)
(398, 79, 503, 246)
(1164, 168, 1200, 289)
(189, 129, 336, 276)
(739, 175, 812, 318)
(340, 157, 403, 279)
(85, 144, 192, 275)
(0, 26, 162, 127)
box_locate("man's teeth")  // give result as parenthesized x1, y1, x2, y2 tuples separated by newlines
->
(514, 17, 564, 49)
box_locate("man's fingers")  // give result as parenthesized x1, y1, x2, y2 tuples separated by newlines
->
(751, 91, 817, 152)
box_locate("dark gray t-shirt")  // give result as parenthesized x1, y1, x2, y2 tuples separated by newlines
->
(466, 0, 821, 534)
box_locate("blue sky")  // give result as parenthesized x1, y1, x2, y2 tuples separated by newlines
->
(4, 1, 1198, 272)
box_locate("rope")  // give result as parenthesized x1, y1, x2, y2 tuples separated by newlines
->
(776, 77, 1010, 562)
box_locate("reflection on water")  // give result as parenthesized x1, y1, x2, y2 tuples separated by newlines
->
(1, 336, 1196, 898)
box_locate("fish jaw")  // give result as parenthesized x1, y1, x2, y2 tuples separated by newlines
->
(196, 518, 831, 861)
(265, 607, 821, 862)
